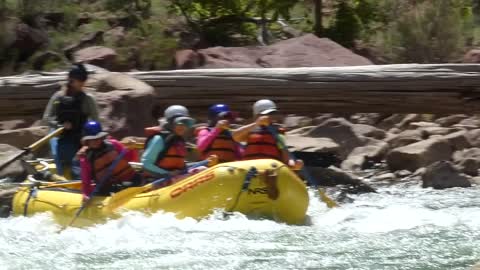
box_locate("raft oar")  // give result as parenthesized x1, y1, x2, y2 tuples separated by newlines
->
(0, 127, 64, 171)
(20, 180, 82, 189)
(104, 159, 210, 213)
(266, 126, 338, 208)
(59, 150, 127, 232)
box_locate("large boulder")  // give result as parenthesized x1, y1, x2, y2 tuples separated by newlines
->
(286, 135, 339, 154)
(463, 49, 480, 63)
(418, 126, 455, 136)
(453, 148, 480, 176)
(174, 34, 372, 69)
(174, 49, 204, 69)
(312, 114, 335, 126)
(0, 119, 32, 130)
(104, 27, 126, 46)
(455, 117, 480, 129)
(0, 144, 28, 182)
(407, 121, 440, 130)
(422, 161, 471, 189)
(8, 23, 49, 62)
(395, 114, 423, 130)
(453, 148, 480, 162)
(456, 159, 479, 177)
(352, 124, 387, 140)
(283, 115, 313, 130)
(341, 140, 388, 171)
(385, 129, 428, 149)
(64, 31, 104, 60)
(306, 118, 368, 159)
(0, 127, 49, 149)
(442, 130, 471, 151)
(88, 72, 157, 138)
(32, 51, 64, 70)
(257, 35, 373, 67)
(386, 138, 453, 172)
(377, 114, 406, 131)
(306, 166, 376, 193)
(349, 113, 385, 126)
(435, 114, 469, 127)
(73, 46, 117, 70)
(466, 129, 480, 147)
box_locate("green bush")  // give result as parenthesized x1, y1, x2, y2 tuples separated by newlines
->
(326, 0, 362, 48)
(379, 0, 473, 63)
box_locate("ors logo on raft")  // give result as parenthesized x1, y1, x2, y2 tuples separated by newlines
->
(170, 172, 215, 198)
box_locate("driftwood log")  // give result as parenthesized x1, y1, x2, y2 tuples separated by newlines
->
(2, 64, 480, 122)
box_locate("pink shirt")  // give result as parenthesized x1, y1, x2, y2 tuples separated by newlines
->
(80, 139, 135, 198)
(196, 127, 243, 160)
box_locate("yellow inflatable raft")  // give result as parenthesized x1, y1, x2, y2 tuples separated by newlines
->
(12, 159, 309, 227)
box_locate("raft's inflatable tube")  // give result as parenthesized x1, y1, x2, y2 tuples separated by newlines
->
(12, 159, 308, 227)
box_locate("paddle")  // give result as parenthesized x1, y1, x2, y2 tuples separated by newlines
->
(266, 126, 338, 208)
(59, 150, 128, 231)
(103, 159, 211, 213)
(20, 180, 82, 189)
(0, 127, 65, 172)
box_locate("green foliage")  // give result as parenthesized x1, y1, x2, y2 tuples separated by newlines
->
(104, 0, 152, 18)
(327, 0, 362, 48)
(382, 0, 473, 63)
(168, 0, 299, 46)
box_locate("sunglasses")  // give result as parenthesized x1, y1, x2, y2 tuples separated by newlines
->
(174, 118, 194, 128)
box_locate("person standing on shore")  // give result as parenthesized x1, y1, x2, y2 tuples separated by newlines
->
(43, 64, 99, 179)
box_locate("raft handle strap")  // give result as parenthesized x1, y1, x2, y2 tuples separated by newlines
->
(242, 167, 258, 191)
(23, 187, 38, 217)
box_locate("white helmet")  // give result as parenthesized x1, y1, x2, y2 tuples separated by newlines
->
(253, 99, 278, 116)
(164, 105, 195, 128)
(164, 105, 190, 120)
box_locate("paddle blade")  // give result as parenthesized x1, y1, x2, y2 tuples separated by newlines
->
(318, 188, 338, 208)
(103, 184, 152, 213)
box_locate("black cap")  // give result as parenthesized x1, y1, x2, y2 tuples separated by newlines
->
(68, 63, 88, 81)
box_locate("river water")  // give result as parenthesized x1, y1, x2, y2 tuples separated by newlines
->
(0, 185, 479, 270)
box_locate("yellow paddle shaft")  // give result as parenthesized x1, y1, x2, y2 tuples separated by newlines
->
(29, 127, 65, 152)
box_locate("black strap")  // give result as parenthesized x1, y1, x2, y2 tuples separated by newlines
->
(89, 149, 127, 197)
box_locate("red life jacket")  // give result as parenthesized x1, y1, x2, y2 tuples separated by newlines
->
(243, 127, 283, 161)
(87, 142, 137, 186)
(197, 127, 238, 162)
(154, 132, 187, 171)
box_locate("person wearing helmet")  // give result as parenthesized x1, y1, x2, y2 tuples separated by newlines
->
(196, 104, 242, 163)
(236, 99, 303, 169)
(142, 105, 217, 186)
(43, 63, 99, 179)
(78, 121, 142, 202)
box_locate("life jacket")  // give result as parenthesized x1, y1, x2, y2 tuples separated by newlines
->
(144, 126, 162, 149)
(197, 127, 238, 162)
(87, 141, 137, 188)
(243, 126, 283, 161)
(55, 91, 88, 132)
(147, 131, 186, 171)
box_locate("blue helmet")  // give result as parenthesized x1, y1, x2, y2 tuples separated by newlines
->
(208, 104, 231, 119)
(82, 121, 108, 141)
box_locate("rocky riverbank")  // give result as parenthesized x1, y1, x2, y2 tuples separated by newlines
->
(2, 110, 480, 191)
(283, 113, 480, 190)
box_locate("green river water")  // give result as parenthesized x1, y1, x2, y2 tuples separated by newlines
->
(0, 186, 479, 270)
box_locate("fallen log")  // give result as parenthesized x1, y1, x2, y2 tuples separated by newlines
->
(2, 64, 480, 122)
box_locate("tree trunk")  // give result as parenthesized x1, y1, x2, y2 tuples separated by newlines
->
(3, 64, 480, 121)
(313, 0, 323, 37)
